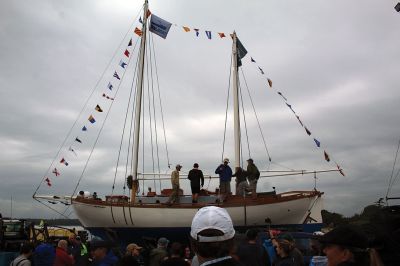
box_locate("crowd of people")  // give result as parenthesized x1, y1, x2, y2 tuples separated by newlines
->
(11, 204, 398, 266)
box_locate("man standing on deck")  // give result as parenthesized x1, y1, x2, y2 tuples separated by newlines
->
(166, 164, 182, 205)
(215, 158, 233, 201)
(188, 163, 204, 203)
(246, 158, 260, 199)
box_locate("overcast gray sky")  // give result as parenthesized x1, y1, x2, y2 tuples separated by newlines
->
(1, 0, 400, 219)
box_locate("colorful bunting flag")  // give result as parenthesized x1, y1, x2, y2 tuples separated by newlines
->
(128, 39, 132, 46)
(134, 27, 142, 36)
(337, 164, 345, 176)
(267, 78, 273, 88)
(124, 49, 130, 57)
(324, 151, 330, 162)
(194, 29, 199, 37)
(107, 82, 113, 91)
(313, 138, 321, 147)
(146, 9, 151, 18)
(52, 168, 60, 176)
(113, 71, 120, 80)
(251, 57, 256, 62)
(75, 137, 82, 143)
(183, 26, 190, 32)
(60, 158, 69, 166)
(82, 126, 87, 131)
(218, 32, 226, 38)
(139, 17, 143, 24)
(95, 105, 103, 112)
(305, 127, 311, 136)
(205, 31, 212, 39)
(149, 14, 172, 39)
(88, 115, 96, 124)
(102, 93, 114, 100)
(258, 66, 264, 74)
(119, 60, 127, 69)
(69, 146, 77, 156)
(45, 177, 51, 187)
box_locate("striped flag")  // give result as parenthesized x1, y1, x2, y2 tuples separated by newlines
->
(60, 158, 69, 166)
(119, 60, 127, 69)
(134, 27, 142, 36)
(113, 71, 120, 80)
(205, 31, 212, 39)
(52, 168, 60, 176)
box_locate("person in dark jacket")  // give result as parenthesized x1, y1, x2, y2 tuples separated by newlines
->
(246, 158, 260, 199)
(90, 240, 118, 266)
(232, 167, 248, 196)
(236, 228, 270, 266)
(215, 158, 233, 200)
(188, 163, 204, 203)
(161, 242, 190, 266)
(149, 237, 169, 266)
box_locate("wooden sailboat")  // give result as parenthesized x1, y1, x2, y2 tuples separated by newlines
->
(34, 0, 341, 243)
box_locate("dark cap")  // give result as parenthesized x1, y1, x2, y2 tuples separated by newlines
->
(318, 225, 368, 250)
(247, 158, 253, 163)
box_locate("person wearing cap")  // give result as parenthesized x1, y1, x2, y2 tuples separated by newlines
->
(318, 225, 372, 266)
(188, 163, 204, 203)
(190, 206, 241, 266)
(166, 164, 182, 205)
(246, 158, 260, 199)
(119, 243, 144, 266)
(149, 237, 169, 266)
(215, 158, 233, 200)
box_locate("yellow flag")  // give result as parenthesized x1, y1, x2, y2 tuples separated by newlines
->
(182, 26, 190, 32)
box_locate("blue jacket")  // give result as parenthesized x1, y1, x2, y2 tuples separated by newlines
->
(215, 164, 232, 182)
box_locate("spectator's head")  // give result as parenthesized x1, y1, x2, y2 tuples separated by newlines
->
(245, 228, 259, 241)
(90, 240, 111, 261)
(193, 163, 199, 168)
(58, 239, 68, 251)
(223, 158, 230, 165)
(170, 242, 183, 256)
(190, 206, 235, 260)
(276, 239, 293, 258)
(176, 164, 182, 171)
(157, 237, 169, 249)
(126, 243, 142, 256)
(319, 225, 369, 266)
(20, 242, 34, 256)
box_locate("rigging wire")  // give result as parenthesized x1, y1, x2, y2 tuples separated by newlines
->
(240, 68, 272, 168)
(111, 37, 141, 196)
(221, 54, 233, 162)
(386, 138, 400, 199)
(145, 36, 157, 192)
(150, 34, 171, 173)
(149, 33, 162, 193)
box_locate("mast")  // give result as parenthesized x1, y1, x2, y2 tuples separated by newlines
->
(232, 32, 241, 170)
(131, 0, 149, 202)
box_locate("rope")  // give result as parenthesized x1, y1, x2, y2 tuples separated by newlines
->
(148, 34, 162, 194)
(151, 34, 171, 173)
(386, 138, 400, 199)
(240, 68, 272, 165)
(221, 54, 233, 162)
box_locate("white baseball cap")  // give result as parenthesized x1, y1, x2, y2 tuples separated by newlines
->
(190, 206, 235, 242)
(223, 158, 230, 163)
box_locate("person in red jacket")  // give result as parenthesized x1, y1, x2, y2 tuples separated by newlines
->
(54, 239, 75, 266)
